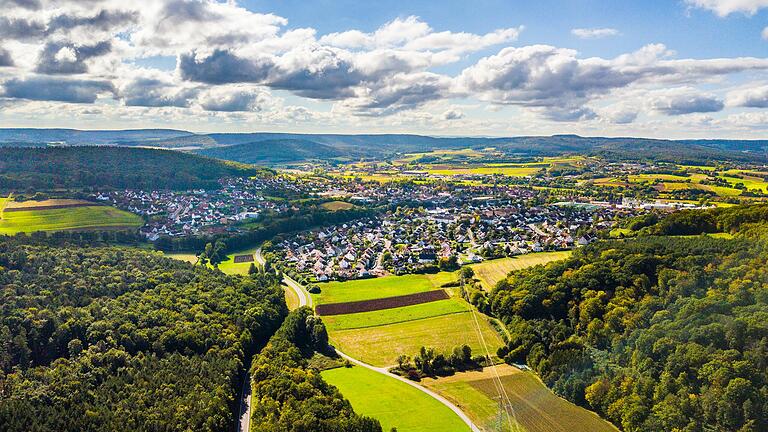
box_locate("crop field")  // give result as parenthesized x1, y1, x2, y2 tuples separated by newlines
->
(321, 365, 468, 432)
(426, 166, 541, 177)
(0, 204, 143, 234)
(321, 200, 357, 211)
(323, 298, 470, 331)
(423, 365, 618, 432)
(470, 252, 572, 290)
(329, 311, 503, 367)
(315, 272, 457, 304)
(316, 289, 449, 315)
(719, 171, 768, 193)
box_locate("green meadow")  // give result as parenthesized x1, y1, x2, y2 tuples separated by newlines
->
(321, 365, 468, 432)
(0, 206, 143, 234)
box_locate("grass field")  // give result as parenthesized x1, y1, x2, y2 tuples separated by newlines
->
(321, 200, 357, 211)
(216, 245, 260, 275)
(329, 311, 504, 367)
(284, 285, 301, 310)
(422, 365, 618, 432)
(315, 272, 457, 304)
(469, 252, 572, 290)
(323, 298, 470, 331)
(163, 252, 199, 264)
(321, 365, 468, 432)
(0, 205, 143, 234)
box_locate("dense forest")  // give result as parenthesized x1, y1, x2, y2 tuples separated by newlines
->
(249, 307, 382, 431)
(0, 241, 287, 431)
(0, 147, 263, 191)
(479, 206, 768, 432)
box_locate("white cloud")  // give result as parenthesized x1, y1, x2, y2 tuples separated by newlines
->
(762, 26, 768, 39)
(686, 0, 768, 16)
(571, 28, 620, 39)
(727, 84, 768, 107)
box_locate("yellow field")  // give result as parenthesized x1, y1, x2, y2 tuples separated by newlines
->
(284, 285, 301, 310)
(163, 252, 199, 264)
(427, 166, 540, 177)
(470, 252, 572, 290)
(422, 365, 618, 432)
(329, 310, 503, 367)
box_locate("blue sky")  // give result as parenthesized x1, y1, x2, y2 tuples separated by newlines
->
(1, 0, 768, 138)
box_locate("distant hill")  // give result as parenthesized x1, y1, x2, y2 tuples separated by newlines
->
(0, 128, 193, 146)
(197, 139, 352, 164)
(0, 128, 766, 165)
(0, 146, 264, 191)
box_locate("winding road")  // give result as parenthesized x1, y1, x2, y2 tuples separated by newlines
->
(254, 247, 481, 432)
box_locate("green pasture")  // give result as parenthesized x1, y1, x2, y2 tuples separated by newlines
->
(0, 206, 143, 234)
(321, 365, 468, 432)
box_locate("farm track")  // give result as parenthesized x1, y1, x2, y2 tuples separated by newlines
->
(254, 247, 479, 431)
(316, 289, 449, 315)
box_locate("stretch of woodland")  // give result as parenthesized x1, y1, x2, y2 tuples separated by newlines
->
(477, 205, 768, 432)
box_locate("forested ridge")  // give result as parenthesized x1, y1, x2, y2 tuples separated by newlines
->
(0, 241, 287, 431)
(480, 206, 768, 432)
(0, 146, 263, 191)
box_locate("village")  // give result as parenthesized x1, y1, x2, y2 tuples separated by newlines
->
(269, 199, 647, 282)
(94, 176, 299, 239)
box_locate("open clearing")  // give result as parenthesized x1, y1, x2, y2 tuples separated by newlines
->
(163, 252, 199, 264)
(315, 272, 457, 304)
(0, 205, 143, 234)
(217, 245, 260, 275)
(422, 365, 618, 432)
(329, 311, 503, 367)
(322, 365, 468, 432)
(323, 298, 469, 331)
(470, 252, 572, 290)
(321, 200, 356, 211)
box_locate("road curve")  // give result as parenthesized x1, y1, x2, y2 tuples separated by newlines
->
(255, 247, 479, 431)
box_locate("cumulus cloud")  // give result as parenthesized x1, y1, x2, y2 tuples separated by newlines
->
(121, 77, 198, 108)
(2, 76, 115, 103)
(686, 0, 768, 16)
(763, 27, 768, 40)
(571, 28, 620, 39)
(650, 90, 724, 115)
(35, 41, 112, 74)
(178, 49, 273, 84)
(0, 48, 14, 67)
(198, 87, 272, 112)
(456, 43, 768, 121)
(443, 109, 464, 120)
(727, 85, 768, 107)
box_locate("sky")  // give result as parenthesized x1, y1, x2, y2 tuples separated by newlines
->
(1, 0, 768, 138)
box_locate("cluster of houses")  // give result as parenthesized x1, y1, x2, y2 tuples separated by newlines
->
(96, 177, 293, 239)
(273, 199, 639, 282)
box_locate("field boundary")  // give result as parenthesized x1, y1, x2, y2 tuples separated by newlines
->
(316, 289, 449, 315)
